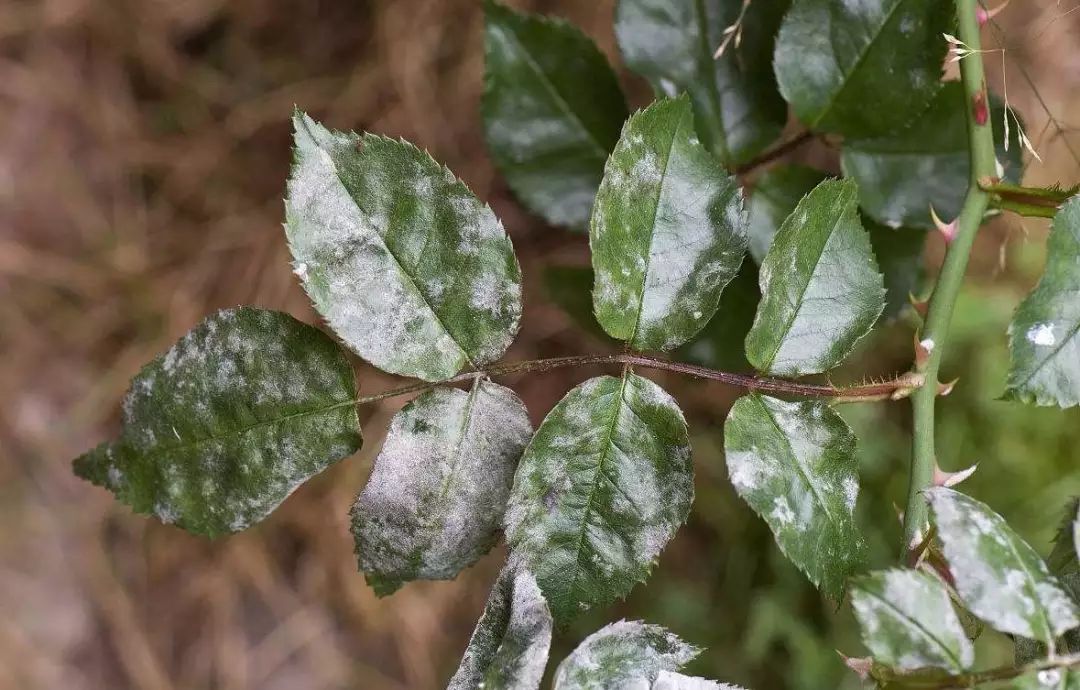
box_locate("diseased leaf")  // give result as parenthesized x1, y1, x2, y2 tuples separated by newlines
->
(747, 165, 828, 263)
(615, 0, 788, 165)
(850, 569, 974, 673)
(286, 112, 522, 382)
(352, 379, 532, 595)
(505, 373, 693, 622)
(866, 221, 927, 321)
(591, 96, 748, 352)
(723, 394, 867, 599)
(1005, 196, 1080, 408)
(73, 308, 362, 538)
(744, 178, 885, 377)
(448, 562, 553, 690)
(1013, 669, 1080, 690)
(842, 82, 1023, 229)
(653, 671, 746, 689)
(773, 0, 949, 138)
(552, 621, 699, 690)
(677, 262, 760, 372)
(926, 488, 1080, 643)
(483, 0, 629, 228)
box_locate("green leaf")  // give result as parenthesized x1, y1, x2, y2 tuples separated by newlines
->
(591, 96, 748, 352)
(773, 0, 950, 138)
(841, 82, 1023, 229)
(867, 221, 927, 321)
(73, 308, 362, 538)
(850, 569, 974, 673)
(677, 261, 760, 372)
(1048, 499, 1080, 576)
(552, 621, 699, 690)
(747, 165, 828, 264)
(286, 112, 522, 382)
(926, 488, 1080, 643)
(1013, 669, 1080, 690)
(1005, 196, 1080, 408)
(352, 379, 532, 595)
(483, 0, 629, 228)
(448, 563, 553, 690)
(723, 394, 867, 599)
(614, 0, 788, 166)
(544, 266, 614, 343)
(744, 178, 885, 377)
(505, 372, 693, 622)
(653, 671, 747, 689)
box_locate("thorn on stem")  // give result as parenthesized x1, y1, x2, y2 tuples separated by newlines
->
(937, 378, 958, 397)
(929, 205, 958, 243)
(933, 461, 978, 488)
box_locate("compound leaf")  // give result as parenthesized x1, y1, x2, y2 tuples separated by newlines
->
(73, 308, 362, 538)
(744, 178, 884, 377)
(927, 488, 1080, 643)
(773, 0, 949, 139)
(723, 394, 867, 599)
(591, 96, 747, 352)
(505, 373, 693, 623)
(448, 562, 553, 690)
(850, 569, 974, 673)
(552, 621, 699, 690)
(483, 0, 629, 228)
(352, 380, 532, 595)
(1005, 196, 1080, 408)
(842, 82, 1023, 229)
(615, 0, 788, 166)
(286, 111, 522, 382)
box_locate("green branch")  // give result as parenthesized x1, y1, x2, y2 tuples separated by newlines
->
(902, 0, 999, 555)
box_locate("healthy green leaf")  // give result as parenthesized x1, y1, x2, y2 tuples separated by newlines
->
(591, 96, 747, 352)
(448, 562, 553, 690)
(841, 82, 1023, 229)
(614, 0, 788, 166)
(73, 308, 362, 538)
(773, 0, 949, 139)
(483, 0, 629, 228)
(504, 372, 693, 622)
(744, 178, 885, 377)
(1048, 499, 1080, 576)
(723, 394, 867, 599)
(1005, 196, 1080, 408)
(747, 165, 828, 264)
(286, 112, 522, 382)
(352, 380, 532, 595)
(926, 488, 1080, 643)
(677, 262, 760, 372)
(867, 221, 927, 321)
(552, 621, 699, 690)
(850, 569, 974, 673)
(653, 671, 746, 689)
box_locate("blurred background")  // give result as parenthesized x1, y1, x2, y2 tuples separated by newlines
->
(2, 0, 1079, 688)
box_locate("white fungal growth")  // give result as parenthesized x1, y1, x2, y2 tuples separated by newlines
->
(293, 262, 308, 279)
(920, 338, 935, 354)
(1026, 323, 1056, 347)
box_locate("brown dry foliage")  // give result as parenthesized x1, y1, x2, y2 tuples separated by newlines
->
(1, 0, 1077, 688)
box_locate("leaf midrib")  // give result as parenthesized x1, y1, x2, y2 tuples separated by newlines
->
(857, 584, 964, 672)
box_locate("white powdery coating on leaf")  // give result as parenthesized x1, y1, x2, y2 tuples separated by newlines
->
(553, 620, 699, 690)
(354, 381, 532, 591)
(928, 488, 1080, 641)
(1026, 323, 1057, 347)
(652, 671, 745, 690)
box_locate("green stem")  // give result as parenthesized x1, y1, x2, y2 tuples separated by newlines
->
(355, 353, 919, 407)
(902, 0, 999, 555)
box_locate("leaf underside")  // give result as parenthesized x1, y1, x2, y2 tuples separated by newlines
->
(483, 0, 629, 228)
(286, 112, 522, 382)
(352, 380, 533, 595)
(1005, 196, 1080, 408)
(591, 96, 747, 352)
(504, 372, 693, 623)
(74, 307, 362, 538)
(724, 394, 867, 600)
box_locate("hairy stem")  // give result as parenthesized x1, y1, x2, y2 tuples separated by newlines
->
(355, 353, 918, 407)
(902, 0, 999, 555)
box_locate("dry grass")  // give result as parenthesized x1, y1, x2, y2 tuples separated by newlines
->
(1, 0, 1077, 688)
